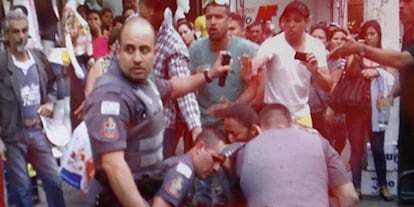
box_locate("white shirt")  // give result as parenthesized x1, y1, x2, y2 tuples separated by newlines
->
(12, 51, 36, 75)
(258, 32, 328, 118)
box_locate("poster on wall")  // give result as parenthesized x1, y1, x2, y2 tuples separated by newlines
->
(231, 0, 291, 29)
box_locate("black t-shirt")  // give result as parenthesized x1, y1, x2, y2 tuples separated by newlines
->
(399, 47, 414, 155)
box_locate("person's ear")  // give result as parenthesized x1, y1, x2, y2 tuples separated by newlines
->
(306, 16, 312, 24)
(153, 47, 158, 57)
(194, 140, 205, 154)
(250, 124, 261, 136)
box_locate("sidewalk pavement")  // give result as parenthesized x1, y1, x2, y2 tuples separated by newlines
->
(36, 182, 398, 207)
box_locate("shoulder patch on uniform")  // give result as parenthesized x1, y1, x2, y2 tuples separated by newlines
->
(165, 176, 184, 198)
(176, 162, 192, 179)
(99, 117, 120, 140)
(101, 101, 120, 115)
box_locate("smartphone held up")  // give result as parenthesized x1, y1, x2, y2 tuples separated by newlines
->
(219, 52, 232, 87)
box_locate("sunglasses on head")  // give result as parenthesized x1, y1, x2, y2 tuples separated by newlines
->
(204, 0, 230, 7)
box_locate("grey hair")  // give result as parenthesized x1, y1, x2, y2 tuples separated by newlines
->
(2, 9, 28, 33)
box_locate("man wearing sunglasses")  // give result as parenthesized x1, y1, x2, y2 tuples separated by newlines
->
(189, 0, 259, 128)
(151, 128, 226, 207)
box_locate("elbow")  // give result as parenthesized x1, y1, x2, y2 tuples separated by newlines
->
(396, 52, 414, 70)
(101, 151, 125, 176)
(347, 191, 360, 207)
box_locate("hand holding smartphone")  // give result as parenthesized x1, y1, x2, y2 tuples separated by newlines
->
(219, 52, 231, 87)
(294, 52, 308, 62)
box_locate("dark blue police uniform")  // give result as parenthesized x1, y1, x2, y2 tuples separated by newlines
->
(84, 63, 172, 206)
(157, 154, 195, 207)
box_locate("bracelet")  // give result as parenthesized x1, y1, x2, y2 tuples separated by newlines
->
(203, 70, 213, 83)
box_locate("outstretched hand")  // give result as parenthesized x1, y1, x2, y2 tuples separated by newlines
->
(239, 54, 254, 81)
(207, 97, 232, 117)
(209, 51, 232, 78)
(329, 37, 363, 60)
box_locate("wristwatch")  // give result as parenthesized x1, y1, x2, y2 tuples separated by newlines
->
(203, 70, 213, 83)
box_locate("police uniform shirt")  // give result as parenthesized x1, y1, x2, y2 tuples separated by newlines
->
(84, 65, 172, 173)
(236, 127, 350, 206)
(157, 154, 195, 207)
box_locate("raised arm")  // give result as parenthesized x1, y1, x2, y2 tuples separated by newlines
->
(168, 51, 230, 99)
(329, 37, 414, 70)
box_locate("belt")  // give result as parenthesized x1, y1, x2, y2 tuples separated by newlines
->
(24, 118, 41, 128)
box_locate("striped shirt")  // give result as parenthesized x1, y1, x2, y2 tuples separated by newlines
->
(152, 18, 201, 130)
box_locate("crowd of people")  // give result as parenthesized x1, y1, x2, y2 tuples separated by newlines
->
(0, 0, 414, 206)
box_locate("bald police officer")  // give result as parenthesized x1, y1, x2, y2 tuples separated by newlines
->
(84, 16, 230, 207)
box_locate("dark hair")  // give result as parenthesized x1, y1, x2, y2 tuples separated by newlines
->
(122, 6, 136, 17)
(77, 4, 90, 14)
(230, 12, 244, 28)
(108, 27, 121, 47)
(246, 20, 264, 31)
(176, 18, 197, 43)
(258, 103, 292, 126)
(194, 127, 227, 148)
(358, 19, 382, 48)
(87, 9, 100, 17)
(328, 27, 348, 41)
(112, 15, 125, 27)
(310, 23, 328, 37)
(176, 18, 194, 31)
(100, 8, 113, 19)
(218, 103, 258, 128)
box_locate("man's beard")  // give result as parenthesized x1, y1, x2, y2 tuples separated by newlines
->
(16, 42, 27, 52)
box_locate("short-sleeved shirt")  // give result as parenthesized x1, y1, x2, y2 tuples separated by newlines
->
(257, 32, 328, 118)
(236, 127, 349, 207)
(157, 154, 195, 207)
(189, 36, 258, 126)
(84, 65, 171, 174)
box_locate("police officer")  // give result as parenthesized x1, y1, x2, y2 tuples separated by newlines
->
(84, 16, 230, 207)
(236, 103, 358, 207)
(152, 128, 226, 207)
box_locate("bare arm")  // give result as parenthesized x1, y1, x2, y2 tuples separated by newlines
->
(169, 66, 227, 99)
(330, 182, 359, 207)
(329, 38, 414, 70)
(236, 75, 259, 103)
(251, 54, 269, 76)
(302, 53, 332, 91)
(151, 196, 172, 207)
(312, 66, 332, 91)
(169, 52, 230, 99)
(101, 150, 147, 207)
(85, 58, 104, 97)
